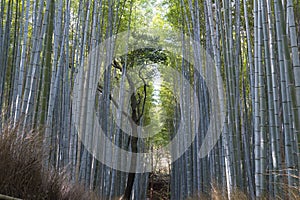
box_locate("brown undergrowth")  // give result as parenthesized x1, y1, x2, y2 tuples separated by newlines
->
(0, 123, 99, 200)
(188, 180, 300, 200)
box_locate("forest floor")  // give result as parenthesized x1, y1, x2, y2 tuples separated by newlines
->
(148, 173, 170, 200)
(148, 150, 171, 199)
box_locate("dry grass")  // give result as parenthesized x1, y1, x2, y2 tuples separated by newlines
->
(187, 186, 251, 200)
(188, 181, 300, 200)
(0, 123, 99, 200)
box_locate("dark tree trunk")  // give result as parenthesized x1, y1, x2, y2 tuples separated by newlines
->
(123, 93, 139, 200)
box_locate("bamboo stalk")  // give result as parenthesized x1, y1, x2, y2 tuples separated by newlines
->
(0, 194, 22, 200)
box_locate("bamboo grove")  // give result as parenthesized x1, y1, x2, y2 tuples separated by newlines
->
(0, 0, 299, 199)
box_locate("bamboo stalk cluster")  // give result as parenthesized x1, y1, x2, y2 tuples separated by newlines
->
(170, 0, 299, 199)
(0, 0, 299, 199)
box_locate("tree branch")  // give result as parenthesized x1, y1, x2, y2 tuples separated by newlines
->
(97, 84, 135, 126)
